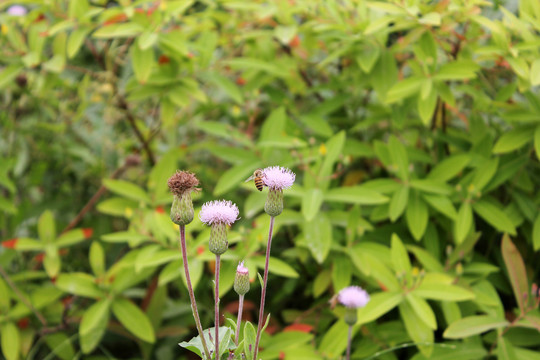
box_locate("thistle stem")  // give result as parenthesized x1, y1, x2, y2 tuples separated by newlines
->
(215, 254, 221, 359)
(180, 226, 211, 360)
(235, 295, 245, 345)
(253, 216, 275, 360)
(346, 325, 352, 360)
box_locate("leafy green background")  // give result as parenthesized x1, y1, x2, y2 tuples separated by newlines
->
(1, 0, 540, 359)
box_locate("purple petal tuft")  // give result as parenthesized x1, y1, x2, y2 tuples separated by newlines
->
(199, 200, 239, 226)
(262, 166, 295, 190)
(338, 286, 370, 309)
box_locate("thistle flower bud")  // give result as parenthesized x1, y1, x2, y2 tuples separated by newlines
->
(261, 166, 295, 217)
(200, 200, 239, 255)
(168, 171, 199, 226)
(234, 261, 250, 296)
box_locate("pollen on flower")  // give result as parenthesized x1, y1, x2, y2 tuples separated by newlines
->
(199, 200, 239, 226)
(262, 166, 295, 190)
(338, 286, 370, 309)
(167, 170, 199, 196)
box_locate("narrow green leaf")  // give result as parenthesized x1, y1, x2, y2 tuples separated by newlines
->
(44, 332, 76, 360)
(252, 256, 299, 278)
(406, 191, 429, 241)
(1, 322, 20, 360)
(414, 283, 475, 301)
(389, 185, 408, 222)
(388, 135, 409, 180)
(131, 41, 154, 83)
(38, 210, 56, 243)
(434, 61, 480, 80)
(303, 214, 332, 264)
(67, 28, 90, 58)
(428, 154, 470, 182)
(497, 337, 519, 360)
(244, 321, 256, 360)
(207, 73, 243, 104)
(102, 179, 150, 203)
(0, 64, 24, 90)
(418, 89, 437, 126)
(534, 126, 540, 161)
(55, 273, 104, 298)
(93, 23, 143, 39)
(89, 242, 105, 277)
(56, 229, 87, 247)
(301, 188, 324, 221)
(332, 256, 352, 292)
(80, 298, 111, 336)
(357, 292, 403, 324)
(319, 131, 346, 189)
(533, 214, 540, 251)
(318, 321, 352, 358)
(112, 298, 155, 343)
(423, 193, 457, 220)
(472, 158, 499, 191)
(386, 76, 423, 104)
(391, 233, 411, 274)
(501, 234, 529, 313)
(455, 202, 473, 244)
(214, 161, 262, 196)
(410, 179, 453, 195)
(399, 301, 433, 357)
(324, 186, 388, 205)
(472, 199, 516, 235)
(406, 293, 437, 329)
(443, 315, 508, 339)
(493, 127, 534, 154)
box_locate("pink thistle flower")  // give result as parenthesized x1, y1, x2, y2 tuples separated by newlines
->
(338, 286, 370, 309)
(262, 166, 295, 190)
(236, 261, 248, 275)
(7, 5, 27, 16)
(199, 200, 239, 226)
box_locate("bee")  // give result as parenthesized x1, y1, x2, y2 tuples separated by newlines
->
(245, 169, 265, 191)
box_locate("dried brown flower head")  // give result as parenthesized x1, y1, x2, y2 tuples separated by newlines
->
(168, 170, 199, 196)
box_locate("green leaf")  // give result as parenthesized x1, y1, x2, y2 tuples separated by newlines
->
(55, 273, 104, 298)
(434, 61, 480, 80)
(44, 250, 61, 278)
(472, 199, 516, 235)
(207, 73, 243, 104)
(0, 64, 24, 90)
(493, 127, 534, 154)
(501, 234, 529, 313)
(225, 58, 287, 78)
(533, 213, 540, 251)
(56, 229, 87, 247)
(112, 297, 155, 343)
(406, 191, 429, 241)
(498, 337, 519, 360)
(67, 28, 90, 58)
(472, 158, 499, 191)
(324, 186, 388, 205)
(313, 269, 331, 297)
(301, 188, 324, 221)
(414, 283, 475, 301)
(131, 41, 154, 83)
(428, 154, 470, 182)
(214, 161, 262, 196)
(97, 197, 139, 217)
(423, 193, 457, 220)
(38, 210, 56, 243)
(102, 179, 150, 203)
(303, 214, 332, 264)
(319, 321, 354, 358)
(319, 131, 346, 188)
(93, 23, 143, 39)
(443, 315, 508, 339)
(406, 245, 444, 272)
(357, 292, 403, 324)
(531, 59, 540, 86)
(243, 321, 256, 360)
(406, 293, 437, 329)
(1, 322, 20, 360)
(386, 76, 423, 104)
(418, 89, 437, 126)
(399, 301, 433, 357)
(455, 202, 473, 244)
(44, 332, 76, 360)
(410, 179, 453, 195)
(391, 233, 411, 274)
(534, 126, 540, 161)
(357, 43, 380, 73)
(80, 298, 111, 336)
(274, 25, 297, 44)
(80, 301, 110, 354)
(252, 256, 299, 278)
(138, 31, 158, 50)
(332, 256, 352, 292)
(89, 242, 105, 277)
(388, 135, 409, 180)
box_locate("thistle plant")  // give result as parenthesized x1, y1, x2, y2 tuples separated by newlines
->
(200, 200, 239, 359)
(253, 166, 295, 360)
(338, 286, 370, 360)
(168, 171, 211, 360)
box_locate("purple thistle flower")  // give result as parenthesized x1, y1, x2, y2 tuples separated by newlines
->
(199, 200, 239, 226)
(7, 5, 27, 16)
(236, 261, 248, 275)
(338, 286, 370, 309)
(262, 166, 295, 190)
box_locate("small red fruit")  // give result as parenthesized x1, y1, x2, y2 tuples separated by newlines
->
(83, 228, 93, 239)
(2, 239, 18, 249)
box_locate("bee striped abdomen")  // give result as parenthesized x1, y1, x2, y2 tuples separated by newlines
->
(254, 177, 264, 191)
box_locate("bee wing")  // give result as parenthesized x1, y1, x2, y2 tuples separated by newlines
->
(244, 175, 255, 182)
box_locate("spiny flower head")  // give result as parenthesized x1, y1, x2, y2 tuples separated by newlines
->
(234, 261, 250, 295)
(338, 286, 370, 309)
(199, 200, 239, 226)
(262, 166, 295, 190)
(167, 170, 199, 197)
(7, 5, 27, 16)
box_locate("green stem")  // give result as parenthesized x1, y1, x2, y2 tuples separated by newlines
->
(346, 325, 352, 360)
(180, 226, 211, 360)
